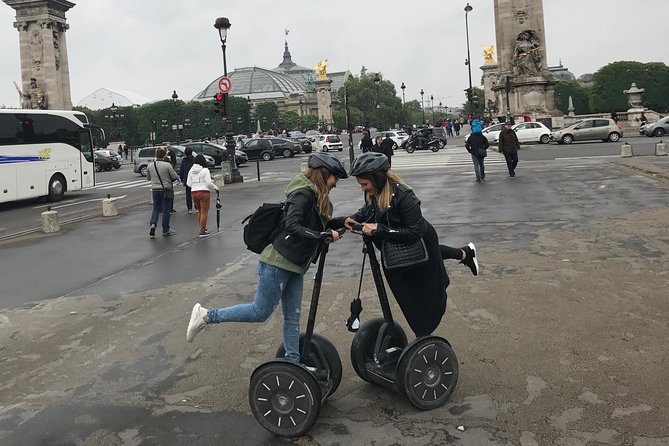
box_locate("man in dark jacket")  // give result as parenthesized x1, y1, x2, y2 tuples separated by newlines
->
(381, 135, 395, 168)
(360, 131, 374, 153)
(498, 122, 520, 177)
(464, 120, 489, 182)
(179, 147, 195, 212)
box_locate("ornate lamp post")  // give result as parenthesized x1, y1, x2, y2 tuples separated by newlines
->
(439, 101, 443, 121)
(464, 3, 474, 106)
(172, 90, 179, 102)
(246, 96, 253, 136)
(430, 95, 435, 124)
(374, 73, 381, 130)
(400, 82, 406, 127)
(104, 103, 124, 141)
(214, 16, 242, 183)
(420, 89, 425, 124)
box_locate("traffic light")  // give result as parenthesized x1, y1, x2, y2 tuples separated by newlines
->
(465, 88, 473, 102)
(213, 93, 224, 114)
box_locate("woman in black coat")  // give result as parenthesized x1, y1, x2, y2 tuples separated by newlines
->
(343, 152, 478, 337)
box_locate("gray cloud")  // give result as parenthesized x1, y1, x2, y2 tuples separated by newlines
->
(1, 0, 667, 109)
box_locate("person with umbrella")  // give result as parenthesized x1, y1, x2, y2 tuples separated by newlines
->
(186, 154, 219, 238)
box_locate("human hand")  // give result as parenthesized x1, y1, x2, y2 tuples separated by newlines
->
(362, 223, 377, 236)
(344, 217, 359, 230)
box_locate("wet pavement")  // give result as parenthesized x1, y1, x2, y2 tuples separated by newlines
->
(1, 154, 668, 445)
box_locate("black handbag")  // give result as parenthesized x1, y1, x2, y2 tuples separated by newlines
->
(154, 161, 175, 199)
(381, 238, 429, 270)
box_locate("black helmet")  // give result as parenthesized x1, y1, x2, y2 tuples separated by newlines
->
(350, 152, 389, 177)
(308, 152, 348, 179)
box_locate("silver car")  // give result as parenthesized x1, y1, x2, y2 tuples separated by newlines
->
(550, 118, 623, 144)
(641, 116, 669, 137)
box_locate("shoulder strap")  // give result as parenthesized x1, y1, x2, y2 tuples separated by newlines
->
(154, 161, 165, 189)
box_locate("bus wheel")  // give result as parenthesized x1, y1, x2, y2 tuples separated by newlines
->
(48, 174, 66, 201)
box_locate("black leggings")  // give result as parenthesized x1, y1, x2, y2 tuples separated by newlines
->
(440, 245, 462, 260)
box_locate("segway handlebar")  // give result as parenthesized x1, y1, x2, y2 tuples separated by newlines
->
(321, 227, 346, 244)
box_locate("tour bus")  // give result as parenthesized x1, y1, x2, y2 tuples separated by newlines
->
(0, 109, 104, 203)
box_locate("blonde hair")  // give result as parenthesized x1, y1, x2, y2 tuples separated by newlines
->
(364, 170, 406, 213)
(305, 167, 333, 219)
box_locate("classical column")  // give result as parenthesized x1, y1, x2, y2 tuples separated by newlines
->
(4, 0, 75, 109)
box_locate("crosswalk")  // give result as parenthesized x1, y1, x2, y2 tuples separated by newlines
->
(91, 179, 153, 190)
(390, 147, 507, 171)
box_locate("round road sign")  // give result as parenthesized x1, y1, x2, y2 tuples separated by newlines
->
(218, 76, 232, 94)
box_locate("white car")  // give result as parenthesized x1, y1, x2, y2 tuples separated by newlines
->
(495, 122, 551, 144)
(314, 134, 343, 152)
(464, 123, 505, 144)
(358, 130, 409, 150)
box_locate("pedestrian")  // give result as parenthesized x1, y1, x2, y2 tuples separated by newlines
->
(342, 152, 479, 337)
(165, 144, 178, 214)
(360, 131, 373, 153)
(146, 147, 178, 238)
(465, 119, 489, 182)
(187, 154, 219, 238)
(179, 147, 196, 213)
(123, 144, 129, 160)
(610, 111, 618, 123)
(117, 144, 123, 158)
(453, 121, 461, 136)
(186, 153, 349, 362)
(498, 121, 520, 177)
(640, 112, 647, 126)
(380, 134, 395, 168)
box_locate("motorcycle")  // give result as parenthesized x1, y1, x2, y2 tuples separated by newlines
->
(401, 133, 444, 153)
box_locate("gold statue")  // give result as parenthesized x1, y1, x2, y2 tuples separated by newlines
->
(482, 45, 496, 65)
(314, 59, 328, 80)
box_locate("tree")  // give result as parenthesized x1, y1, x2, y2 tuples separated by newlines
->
(554, 80, 591, 115)
(337, 72, 403, 130)
(279, 111, 300, 130)
(255, 102, 280, 132)
(461, 87, 485, 117)
(590, 61, 669, 113)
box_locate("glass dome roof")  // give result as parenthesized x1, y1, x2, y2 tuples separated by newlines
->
(193, 67, 306, 101)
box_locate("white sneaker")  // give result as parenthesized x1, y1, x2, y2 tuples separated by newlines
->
(186, 303, 208, 342)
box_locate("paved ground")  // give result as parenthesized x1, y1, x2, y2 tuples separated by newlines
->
(1, 154, 668, 445)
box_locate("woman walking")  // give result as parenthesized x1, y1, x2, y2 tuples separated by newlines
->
(465, 119, 489, 182)
(186, 154, 219, 238)
(186, 152, 348, 362)
(342, 152, 478, 337)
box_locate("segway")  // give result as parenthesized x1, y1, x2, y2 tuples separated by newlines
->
(348, 224, 459, 410)
(249, 232, 343, 437)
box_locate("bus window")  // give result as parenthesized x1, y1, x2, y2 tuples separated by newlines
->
(79, 130, 94, 161)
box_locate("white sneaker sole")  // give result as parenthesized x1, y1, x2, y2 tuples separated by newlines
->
(468, 242, 479, 276)
(186, 303, 206, 342)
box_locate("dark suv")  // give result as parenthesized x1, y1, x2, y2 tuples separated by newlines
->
(239, 138, 276, 161)
(268, 138, 302, 158)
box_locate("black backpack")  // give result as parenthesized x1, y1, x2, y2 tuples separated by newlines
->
(242, 202, 285, 254)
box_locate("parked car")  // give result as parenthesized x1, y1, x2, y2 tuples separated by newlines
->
(464, 122, 505, 144)
(182, 142, 247, 167)
(494, 122, 551, 144)
(95, 149, 123, 167)
(358, 130, 409, 150)
(286, 136, 313, 153)
(93, 150, 120, 172)
(641, 115, 669, 137)
(133, 145, 214, 176)
(314, 134, 343, 152)
(239, 138, 276, 161)
(268, 138, 302, 158)
(550, 118, 623, 144)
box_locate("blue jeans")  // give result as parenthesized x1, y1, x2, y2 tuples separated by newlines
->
(150, 189, 173, 234)
(207, 262, 304, 361)
(471, 154, 486, 179)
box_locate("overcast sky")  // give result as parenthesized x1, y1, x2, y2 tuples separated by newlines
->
(1, 0, 667, 109)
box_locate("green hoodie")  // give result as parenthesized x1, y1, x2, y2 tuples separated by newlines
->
(259, 173, 321, 275)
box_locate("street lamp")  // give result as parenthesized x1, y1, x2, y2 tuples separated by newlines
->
(464, 3, 474, 106)
(373, 73, 381, 130)
(247, 96, 253, 135)
(214, 16, 242, 183)
(420, 89, 425, 124)
(439, 101, 443, 121)
(172, 90, 179, 102)
(430, 95, 435, 124)
(400, 82, 406, 127)
(104, 102, 124, 141)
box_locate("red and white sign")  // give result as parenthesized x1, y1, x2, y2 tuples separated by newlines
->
(218, 76, 232, 94)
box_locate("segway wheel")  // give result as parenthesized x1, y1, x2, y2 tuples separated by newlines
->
(276, 333, 343, 397)
(350, 317, 408, 383)
(398, 337, 459, 410)
(249, 361, 322, 437)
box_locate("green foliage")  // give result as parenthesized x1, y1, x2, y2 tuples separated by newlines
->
(254, 102, 281, 131)
(336, 72, 403, 130)
(590, 61, 669, 113)
(554, 81, 591, 115)
(461, 87, 486, 117)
